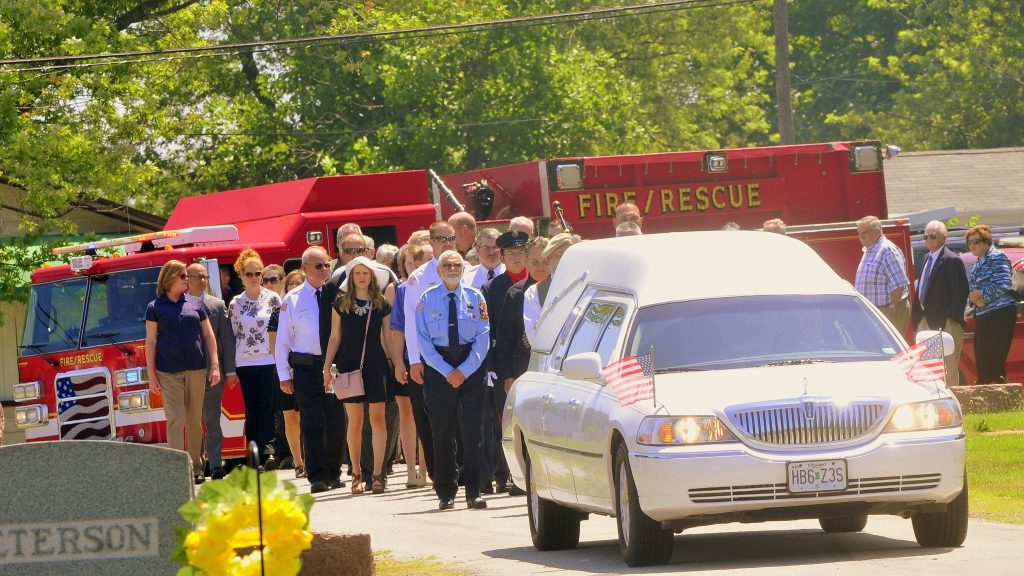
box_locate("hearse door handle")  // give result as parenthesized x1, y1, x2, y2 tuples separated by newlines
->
(542, 393, 554, 404)
(568, 398, 581, 410)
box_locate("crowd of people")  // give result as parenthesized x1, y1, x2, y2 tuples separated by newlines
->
(143, 204, 1017, 505)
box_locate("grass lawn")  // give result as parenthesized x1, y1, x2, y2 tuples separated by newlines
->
(375, 551, 470, 576)
(963, 411, 1024, 524)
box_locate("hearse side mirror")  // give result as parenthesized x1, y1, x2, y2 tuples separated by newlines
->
(563, 352, 603, 380)
(915, 330, 956, 357)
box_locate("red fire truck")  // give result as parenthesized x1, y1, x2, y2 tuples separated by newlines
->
(13, 170, 436, 455)
(14, 141, 929, 453)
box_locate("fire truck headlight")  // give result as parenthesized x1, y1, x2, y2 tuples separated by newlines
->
(118, 391, 150, 412)
(14, 381, 42, 402)
(114, 368, 148, 387)
(15, 405, 48, 428)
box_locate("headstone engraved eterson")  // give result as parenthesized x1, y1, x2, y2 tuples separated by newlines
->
(0, 442, 192, 576)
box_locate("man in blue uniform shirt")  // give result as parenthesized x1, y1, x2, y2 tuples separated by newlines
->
(416, 250, 491, 510)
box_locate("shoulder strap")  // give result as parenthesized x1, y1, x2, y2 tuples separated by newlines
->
(358, 305, 372, 369)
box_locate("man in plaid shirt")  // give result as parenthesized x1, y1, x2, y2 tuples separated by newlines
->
(855, 215, 910, 333)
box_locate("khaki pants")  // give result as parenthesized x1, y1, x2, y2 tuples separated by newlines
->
(916, 318, 964, 387)
(159, 369, 207, 474)
(880, 298, 911, 336)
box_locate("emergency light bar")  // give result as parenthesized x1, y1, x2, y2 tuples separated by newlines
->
(53, 225, 239, 256)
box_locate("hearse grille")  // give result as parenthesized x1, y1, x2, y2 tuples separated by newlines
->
(689, 473, 942, 503)
(729, 402, 886, 446)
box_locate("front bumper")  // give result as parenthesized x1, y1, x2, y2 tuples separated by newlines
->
(631, 431, 965, 523)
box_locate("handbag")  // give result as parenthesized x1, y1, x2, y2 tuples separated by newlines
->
(332, 305, 372, 400)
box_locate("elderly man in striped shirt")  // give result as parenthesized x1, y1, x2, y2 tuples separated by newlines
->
(855, 215, 911, 333)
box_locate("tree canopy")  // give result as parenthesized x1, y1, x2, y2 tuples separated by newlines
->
(1, 0, 1021, 302)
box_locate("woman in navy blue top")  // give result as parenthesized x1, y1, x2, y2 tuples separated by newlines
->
(966, 225, 1016, 384)
(145, 259, 221, 483)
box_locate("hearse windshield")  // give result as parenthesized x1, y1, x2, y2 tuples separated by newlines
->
(20, 268, 160, 357)
(625, 295, 902, 372)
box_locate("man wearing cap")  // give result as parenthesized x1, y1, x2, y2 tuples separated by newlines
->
(416, 250, 491, 510)
(462, 228, 505, 290)
(478, 230, 529, 493)
(524, 232, 576, 344)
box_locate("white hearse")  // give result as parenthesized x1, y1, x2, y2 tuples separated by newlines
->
(502, 231, 967, 567)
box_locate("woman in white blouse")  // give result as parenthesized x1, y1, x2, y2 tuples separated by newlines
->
(228, 248, 282, 469)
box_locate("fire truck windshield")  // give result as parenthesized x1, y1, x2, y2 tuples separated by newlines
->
(19, 268, 160, 358)
(82, 268, 160, 347)
(20, 277, 88, 356)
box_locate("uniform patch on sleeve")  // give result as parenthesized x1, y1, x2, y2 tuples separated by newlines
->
(479, 301, 489, 320)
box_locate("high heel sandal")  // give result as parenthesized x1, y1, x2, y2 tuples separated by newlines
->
(372, 472, 386, 494)
(351, 472, 365, 495)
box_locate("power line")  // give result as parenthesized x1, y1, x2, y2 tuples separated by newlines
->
(0, 0, 759, 73)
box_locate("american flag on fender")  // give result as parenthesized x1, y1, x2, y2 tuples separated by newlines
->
(891, 333, 946, 383)
(603, 352, 655, 407)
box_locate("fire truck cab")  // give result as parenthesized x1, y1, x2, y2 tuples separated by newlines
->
(14, 170, 438, 456)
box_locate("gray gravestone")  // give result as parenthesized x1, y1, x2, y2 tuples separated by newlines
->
(0, 442, 192, 576)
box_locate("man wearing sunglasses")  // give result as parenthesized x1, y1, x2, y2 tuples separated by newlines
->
(275, 246, 347, 494)
(402, 221, 460, 386)
(910, 220, 969, 385)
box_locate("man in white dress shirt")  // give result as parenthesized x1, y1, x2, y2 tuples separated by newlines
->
(275, 246, 345, 494)
(462, 228, 505, 290)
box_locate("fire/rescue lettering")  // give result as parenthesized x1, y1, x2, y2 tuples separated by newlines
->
(575, 182, 765, 219)
(59, 352, 103, 368)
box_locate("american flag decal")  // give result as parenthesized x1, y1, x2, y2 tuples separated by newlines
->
(56, 374, 107, 400)
(603, 352, 655, 407)
(58, 395, 111, 422)
(892, 333, 946, 383)
(60, 419, 112, 440)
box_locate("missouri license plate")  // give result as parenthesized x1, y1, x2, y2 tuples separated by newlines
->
(787, 460, 847, 493)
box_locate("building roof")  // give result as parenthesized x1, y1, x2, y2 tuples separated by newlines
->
(0, 184, 166, 237)
(884, 147, 1024, 226)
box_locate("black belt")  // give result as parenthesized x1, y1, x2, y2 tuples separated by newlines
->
(288, 352, 324, 367)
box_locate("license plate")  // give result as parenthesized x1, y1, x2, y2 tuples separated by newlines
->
(787, 460, 847, 493)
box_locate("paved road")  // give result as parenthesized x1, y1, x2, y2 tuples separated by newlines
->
(305, 465, 1021, 575)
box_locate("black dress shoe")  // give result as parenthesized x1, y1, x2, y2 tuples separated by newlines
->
(262, 456, 279, 471)
(328, 477, 345, 490)
(194, 473, 206, 485)
(508, 483, 526, 496)
(481, 482, 495, 494)
(466, 497, 488, 510)
(210, 468, 227, 480)
(495, 479, 510, 494)
(310, 481, 331, 494)
(438, 498, 455, 510)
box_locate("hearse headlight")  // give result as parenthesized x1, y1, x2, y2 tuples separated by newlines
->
(118, 390, 150, 412)
(114, 367, 148, 387)
(13, 381, 42, 402)
(15, 405, 48, 428)
(638, 416, 738, 445)
(883, 399, 962, 433)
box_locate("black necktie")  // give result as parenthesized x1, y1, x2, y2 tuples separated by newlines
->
(314, 288, 321, 305)
(487, 268, 495, 280)
(448, 293, 460, 354)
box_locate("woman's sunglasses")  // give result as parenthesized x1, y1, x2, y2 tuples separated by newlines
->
(244, 271, 262, 279)
(262, 277, 281, 285)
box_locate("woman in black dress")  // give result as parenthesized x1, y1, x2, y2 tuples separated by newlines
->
(322, 257, 394, 494)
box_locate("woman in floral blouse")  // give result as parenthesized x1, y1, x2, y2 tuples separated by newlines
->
(966, 225, 1016, 384)
(229, 248, 283, 468)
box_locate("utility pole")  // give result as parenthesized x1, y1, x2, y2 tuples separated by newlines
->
(773, 0, 795, 144)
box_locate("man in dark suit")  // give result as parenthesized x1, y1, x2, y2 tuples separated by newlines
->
(186, 263, 237, 480)
(911, 220, 970, 385)
(479, 230, 529, 493)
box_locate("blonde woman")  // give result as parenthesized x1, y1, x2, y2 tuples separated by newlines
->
(322, 257, 394, 494)
(228, 248, 282, 470)
(145, 259, 220, 484)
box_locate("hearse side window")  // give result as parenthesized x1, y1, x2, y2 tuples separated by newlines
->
(563, 302, 618, 369)
(595, 307, 626, 366)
